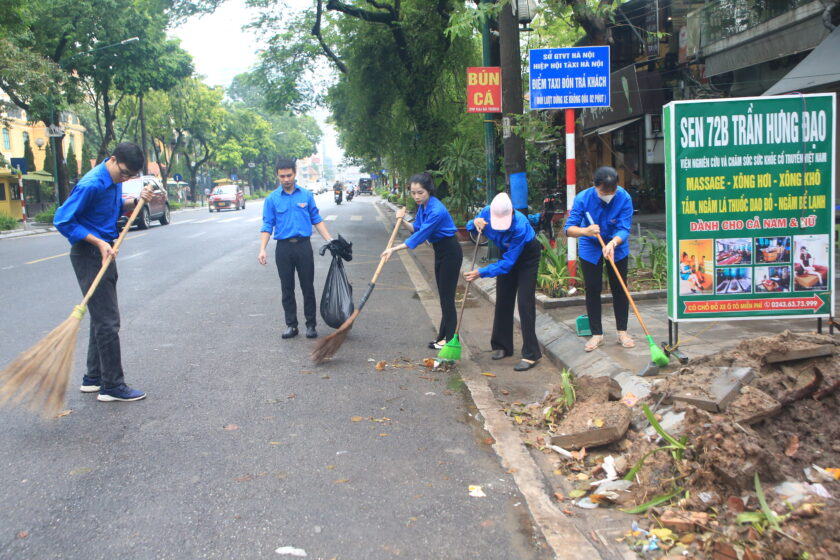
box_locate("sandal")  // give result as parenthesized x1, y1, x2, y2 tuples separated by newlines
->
(617, 331, 636, 348)
(584, 335, 604, 352)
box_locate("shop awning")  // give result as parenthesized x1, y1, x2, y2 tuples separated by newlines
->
(763, 27, 840, 95)
(584, 117, 642, 137)
(21, 170, 55, 182)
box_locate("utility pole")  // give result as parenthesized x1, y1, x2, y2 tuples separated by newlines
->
(499, 3, 528, 211)
(139, 93, 149, 175)
(480, 0, 498, 207)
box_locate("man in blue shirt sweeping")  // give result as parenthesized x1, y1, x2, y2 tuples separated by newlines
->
(53, 142, 152, 402)
(258, 158, 334, 339)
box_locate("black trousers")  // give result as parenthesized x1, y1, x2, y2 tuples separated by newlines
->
(432, 235, 463, 342)
(492, 238, 542, 361)
(581, 256, 630, 335)
(69, 242, 125, 390)
(275, 237, 316, 328)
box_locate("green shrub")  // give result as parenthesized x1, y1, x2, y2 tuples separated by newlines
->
(33, 205, 56, 224)
(169, 201, 182, 211)
(0, 213, 18, 231)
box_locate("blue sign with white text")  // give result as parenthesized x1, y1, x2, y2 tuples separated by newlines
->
(529, 47, 610, 110)
(173, 173, 183, 182)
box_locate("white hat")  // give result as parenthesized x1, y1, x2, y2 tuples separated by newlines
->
(490, 192, 513, 231)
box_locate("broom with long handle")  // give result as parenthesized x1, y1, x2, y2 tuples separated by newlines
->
(585, 212, 669, 372)
(311, 215, 403, 364)
(437, 231, 482, 362)
(0, 195, 149, 417)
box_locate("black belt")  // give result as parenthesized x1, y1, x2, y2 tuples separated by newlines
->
(278, 236, 309, 244)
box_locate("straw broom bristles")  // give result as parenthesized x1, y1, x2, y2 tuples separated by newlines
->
(0, 305, 86, 417)
(310, 308, 360, 364)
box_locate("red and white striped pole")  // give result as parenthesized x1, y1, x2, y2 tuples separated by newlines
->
(565, 108, 576, 287)
(16, 170, 29, 230)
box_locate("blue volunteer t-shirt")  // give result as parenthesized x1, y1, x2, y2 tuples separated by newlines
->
(466, 207, 536, 278)
(261, 184, 323, 240)
(564, 186, 633, 265)
(405, 196, 457, 249)
(54, 161, 123, 245)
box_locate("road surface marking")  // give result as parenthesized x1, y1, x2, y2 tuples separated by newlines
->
(171, 219, 196, 226)
(246, 217, 261, 223)
(350, 215, 362, 221)
(186, 231, 206, 239)
(219, 217, 243, 223)
(26, 252, 68, 265)
(193, 218, 216, 224)
(323, 215, 338, 221)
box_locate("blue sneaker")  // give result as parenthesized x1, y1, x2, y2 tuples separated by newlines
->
(80, 376, 101, 393)
(97, 384, 146, 402)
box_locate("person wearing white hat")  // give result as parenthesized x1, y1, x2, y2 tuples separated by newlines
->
(463, 192, 541, 371)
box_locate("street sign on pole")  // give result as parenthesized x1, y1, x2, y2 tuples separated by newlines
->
(230, 173, 238, 181)
(47, 124, 65, 137)
(528, 47, 610, 110)
(9, 158, 27, 174)
(466, 67, 502, 113)
(248, 162, 255, 168)
(173, 173, 183, 182)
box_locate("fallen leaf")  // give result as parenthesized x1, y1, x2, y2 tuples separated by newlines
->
(593, 418, 605, 428)
(500, 389, 510, 395)
(371, 417, 391, 423)
(234, 474, 254, 482)
(680, 533, 696, 545)
(507, 468, 518, 474)
(325, 465, 336, 470)
(269, 441, 282, 445)
(650, 528, 673, 540)
(274, 472, 287, 479)
(482, 372, 496, 377)
(351, 416, 364, 422)
(375, 361, 387, 371)
(784, 434, 800, 457)
(553, 469, 563, 475)
(825, 467, 840, 480)
(422, 358, 435, 368)
(223, 424, 239, 431)
(300, 370, 314, 375)
(621, 393, 639, 407)
(569, 489, 587, 499)
(334, 478, 350, 484)
(554, 492, 565, 501)
(55, 409, 73, 418)
(562, 509, 574, 516)
(287, 394, 296, 399)
(483, 437, 494, 445)
(571, 447, 587, 461)
(379, 433, 389, 437)
(17, 531, 28, 539)
(575, 473, 589, 481)
(480, 519, 496, 527)
(69, 467, 92, 476)
(515, 415, 523, 425)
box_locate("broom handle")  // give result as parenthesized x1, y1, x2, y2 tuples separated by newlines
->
(455, 231, 482, 334)
(585, 212, 651, 337)
(358, 215, 403, 310)
(79, 196, 148, 308)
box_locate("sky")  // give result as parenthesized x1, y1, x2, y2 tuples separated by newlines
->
(169, 0, 345, 170)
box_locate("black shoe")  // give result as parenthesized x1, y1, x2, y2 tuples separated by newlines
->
(306, 326, 318, 339)
(428, 340, 445, 350)
(491, 349, 511, 360)
(513, 359, 538, 371)
(282, 326, 299, 339)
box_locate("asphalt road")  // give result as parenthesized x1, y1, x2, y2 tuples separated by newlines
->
(0, 194, 550, 559)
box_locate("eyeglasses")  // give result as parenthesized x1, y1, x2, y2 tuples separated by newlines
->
(117, 164, 140, 180)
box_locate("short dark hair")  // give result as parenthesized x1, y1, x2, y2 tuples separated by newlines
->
(409, 172, 435, 197)
(275, 157, 296, 172)
(113, 142, 144, 173)
(593, 166, 618, 192)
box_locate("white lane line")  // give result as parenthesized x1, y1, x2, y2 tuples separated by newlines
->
(247, 217, 261, 223)
(350, 215, 362, 221)
(187, 232, 206, 239)
(219, 217, 243, 223)
(193, 218, 216, 224)
(323, 215, 338, 221)
(120, 251, 147, 261)
(170, 219, 196, 226)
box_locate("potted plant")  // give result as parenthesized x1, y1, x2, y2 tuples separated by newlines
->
(435, 137, 483, 236)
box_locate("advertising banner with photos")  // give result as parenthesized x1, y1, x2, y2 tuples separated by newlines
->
(664, 94, 836, 321)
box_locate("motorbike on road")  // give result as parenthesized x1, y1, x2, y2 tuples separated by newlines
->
(346, 188, 355, 202)
(334, 188, 343, 205)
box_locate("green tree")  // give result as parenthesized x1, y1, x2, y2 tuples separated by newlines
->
(43, 142, 54, 176)
(24, 141, 36, 173)
(80, 139, 94, 175)
(66, 142, 80, 181)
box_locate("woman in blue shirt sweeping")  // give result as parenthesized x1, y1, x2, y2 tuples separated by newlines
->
(564, 166, 636, 352)
(463, 192, 542, 371)
(382, 173, 463, 349)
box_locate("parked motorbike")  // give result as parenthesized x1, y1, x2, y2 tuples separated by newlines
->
(334, 188, 343, 205)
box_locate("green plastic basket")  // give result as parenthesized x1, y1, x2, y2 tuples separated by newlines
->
(575, 315, 592, 337)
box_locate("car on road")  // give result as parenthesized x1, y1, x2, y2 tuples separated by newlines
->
(358, 178, 373, 195)
(118, 176, 170, 230)
(209, 184, 245, 212)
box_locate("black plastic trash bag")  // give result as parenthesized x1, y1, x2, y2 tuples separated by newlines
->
(320, 236, 354, 328)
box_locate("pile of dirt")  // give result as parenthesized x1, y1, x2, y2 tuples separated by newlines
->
(507, 330, 840, 559)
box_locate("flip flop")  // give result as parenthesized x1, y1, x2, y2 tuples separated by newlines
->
(584, 335, 604, 352)
(617, 332, 636, 348)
